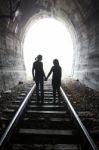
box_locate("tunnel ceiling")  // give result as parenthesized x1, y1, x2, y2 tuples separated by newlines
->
(0, 0, 99, 91)
(0, 0, 97, 35)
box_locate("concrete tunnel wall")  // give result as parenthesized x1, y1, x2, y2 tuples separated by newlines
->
(0, 20, 26, 91)
(0, 0, 99, 91)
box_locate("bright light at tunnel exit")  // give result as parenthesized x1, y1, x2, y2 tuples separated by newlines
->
(23, 18, 73, 80)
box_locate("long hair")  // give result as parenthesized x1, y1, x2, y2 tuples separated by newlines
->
(53, 59, 59, 66)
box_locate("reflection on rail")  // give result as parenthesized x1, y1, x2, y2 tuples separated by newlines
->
(0, 84, 36, 149)
(60, 87, 98, 150)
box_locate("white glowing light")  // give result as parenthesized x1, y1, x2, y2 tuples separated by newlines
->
(23, 18, 73, 79)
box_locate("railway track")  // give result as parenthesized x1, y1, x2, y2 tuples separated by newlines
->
(0, 81, 98, 150)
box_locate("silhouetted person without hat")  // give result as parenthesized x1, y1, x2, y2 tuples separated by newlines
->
(46, 59, 62, 103)
(32, 55, 46, 103)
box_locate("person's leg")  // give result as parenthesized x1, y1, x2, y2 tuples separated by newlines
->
(57, 86, 61, 103)
(40, 79, 44, 102)
(35, 80, 40, 101)
(53, 85, 56, 103)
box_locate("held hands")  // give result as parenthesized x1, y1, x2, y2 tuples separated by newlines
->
(45, 74, 49, 81)
(45, 77, 47, 81)
(44, 76, 48, 81)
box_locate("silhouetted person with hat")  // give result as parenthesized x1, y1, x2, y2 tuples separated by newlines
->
(32, 55, 46, 103)
(46, 59, 62, 103)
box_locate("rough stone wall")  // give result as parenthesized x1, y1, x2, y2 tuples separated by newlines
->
(72, 0, 99, 91)
(0, 27, 26, 91)
(0, 0, 26, 91)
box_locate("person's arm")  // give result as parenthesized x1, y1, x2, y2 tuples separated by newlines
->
(46, 67, 53, 80)
(32, 63, 35, 80)
(60, 67, 62, 79)
(42, 63, 46, 78)
(43, 71, 46, 79)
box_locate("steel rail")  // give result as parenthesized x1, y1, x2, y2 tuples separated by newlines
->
(0, 84, 36, 149)
(60, 87, 98, 150)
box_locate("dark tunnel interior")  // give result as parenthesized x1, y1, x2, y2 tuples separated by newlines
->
(0, 0, 99, 91)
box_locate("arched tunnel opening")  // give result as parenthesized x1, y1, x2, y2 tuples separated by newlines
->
(23, 17, 74, 80)
(0, 0, 99, 92)
(0, 0, 99, 149)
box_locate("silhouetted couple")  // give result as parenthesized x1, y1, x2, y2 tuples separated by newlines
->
(32, 54, 62, 104)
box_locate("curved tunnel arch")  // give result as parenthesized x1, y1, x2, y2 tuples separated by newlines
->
(20, 7, 90, 88)
(0, 0, 99, 91)
(21, 11, 77, 80)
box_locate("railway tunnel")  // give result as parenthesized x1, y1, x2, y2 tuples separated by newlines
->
(0, 0, 99, 149)
(0, 0, 99, 91)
